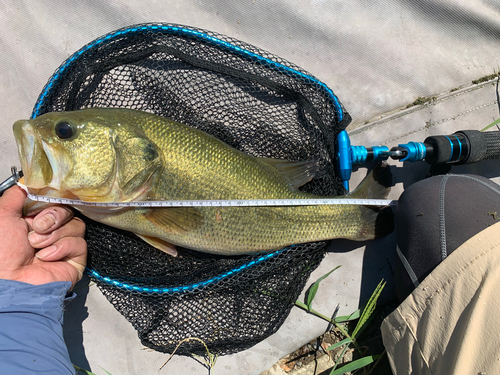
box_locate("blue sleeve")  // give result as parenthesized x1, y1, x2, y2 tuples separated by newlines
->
(0, 279, 76, 375)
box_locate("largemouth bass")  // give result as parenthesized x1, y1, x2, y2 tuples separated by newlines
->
(13, 108, 393, 256)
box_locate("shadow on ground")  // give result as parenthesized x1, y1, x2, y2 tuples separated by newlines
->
(64, 274, 91, 372)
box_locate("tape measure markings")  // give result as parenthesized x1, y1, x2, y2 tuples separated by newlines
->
(17, 182, 396, 207)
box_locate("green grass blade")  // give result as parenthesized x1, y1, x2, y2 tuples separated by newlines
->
(329, 355, 380, 375)
(351, 311, 377, 341)
(294, 301, 346, 327)
(74, 365, 113, 375)
(351, 280, 386, 339)
(73, 281, 96, 293)
(481, 117, 500, 131)
(330, 344, 350, 373)
(305, 266, 341, 310)
(74, 365, 98, 375)
(325, 337, 352, 351)
(99, 367, 113, 375)
(294, 300, 308, 310)
(334, 309, 360, 324)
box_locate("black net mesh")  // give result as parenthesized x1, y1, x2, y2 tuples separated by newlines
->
(32, 23, 351, 355)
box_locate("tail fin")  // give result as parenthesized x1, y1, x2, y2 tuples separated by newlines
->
(348, 162, 392, 200)
(349, 163, 394, 239)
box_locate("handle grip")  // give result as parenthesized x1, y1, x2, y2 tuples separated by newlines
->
(423, 130, 500, 165)
(483, 130, 500, 160)
(455, 130, 500, 163)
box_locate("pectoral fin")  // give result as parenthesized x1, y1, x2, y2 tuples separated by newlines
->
(144, 207, 203, 234)
(136, 234, 178, 257)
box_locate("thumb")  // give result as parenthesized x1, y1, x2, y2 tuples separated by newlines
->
(0, 186, 27, 217)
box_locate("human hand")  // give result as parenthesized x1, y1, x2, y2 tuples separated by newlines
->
(0, 186, 87, 289)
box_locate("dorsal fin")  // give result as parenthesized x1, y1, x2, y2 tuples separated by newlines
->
(257, 157, 318, 189)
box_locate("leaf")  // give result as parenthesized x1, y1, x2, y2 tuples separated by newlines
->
(351, 279, 386, 339)
(481, 117, 500, 132)
(351, 312, 377, 341)
(329, 355, 380, 375)
(304, 266, 341, 310)
(334, 309, 360, 324)
(325, 337, 352, 352)
(294, 300, 308, 310)
(330, 344, 350, 373)
(294, 302, 344, 325)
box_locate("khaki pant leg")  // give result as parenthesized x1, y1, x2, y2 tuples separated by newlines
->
(381, 221, 500, 375)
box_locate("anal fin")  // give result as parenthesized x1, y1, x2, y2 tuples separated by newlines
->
(136, 234, 178, 257)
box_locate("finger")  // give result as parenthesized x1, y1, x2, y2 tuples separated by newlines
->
(28, 205, 75, 234)
(28, 217, 85, 249)
(36, 237, 87, 281)
(0, 186, 27, 217)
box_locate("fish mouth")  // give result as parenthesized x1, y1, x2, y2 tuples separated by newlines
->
(13, 120, 53, 190)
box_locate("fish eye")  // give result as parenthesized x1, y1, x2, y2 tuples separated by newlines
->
(55, 121, 75, 139)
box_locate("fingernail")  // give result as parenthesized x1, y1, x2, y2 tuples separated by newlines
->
(28, 231, 51, 245)
(34, 214, 56, 232)
(36, 245, 57, 260)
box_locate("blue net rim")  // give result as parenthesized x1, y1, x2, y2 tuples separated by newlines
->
(86, 247, 287, 295)
(31, 23, 344, 122)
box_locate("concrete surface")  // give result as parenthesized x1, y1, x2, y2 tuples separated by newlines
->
(1, 1, 500, 374)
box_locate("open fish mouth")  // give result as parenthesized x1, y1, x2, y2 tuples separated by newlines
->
(13, 120, 53, 190)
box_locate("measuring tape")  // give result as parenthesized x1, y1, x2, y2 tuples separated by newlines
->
(17, 182, 397, 207)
